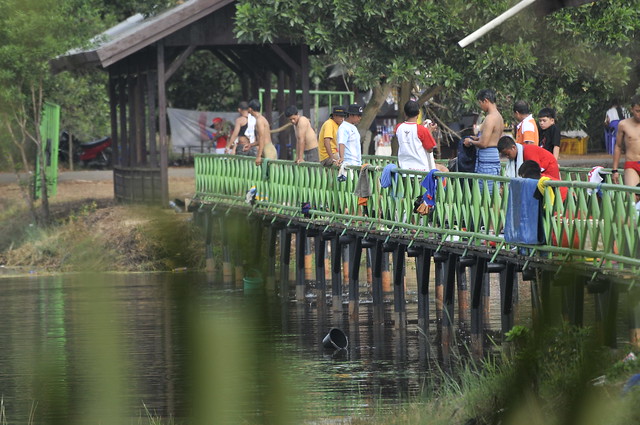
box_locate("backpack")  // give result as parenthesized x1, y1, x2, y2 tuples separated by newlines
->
(456, 138, 477, 172)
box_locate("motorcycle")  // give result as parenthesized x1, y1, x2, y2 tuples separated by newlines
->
(59, 131, 112, 169)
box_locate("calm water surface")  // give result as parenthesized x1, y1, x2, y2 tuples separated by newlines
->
(0, 271, 529, 424)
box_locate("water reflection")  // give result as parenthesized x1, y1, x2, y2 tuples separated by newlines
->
(0, 271, 524, 424)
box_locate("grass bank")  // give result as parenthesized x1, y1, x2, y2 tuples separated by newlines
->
(0, 197, 205, 274)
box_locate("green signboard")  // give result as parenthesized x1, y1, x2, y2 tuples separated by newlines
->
(34, 102, 60, 199)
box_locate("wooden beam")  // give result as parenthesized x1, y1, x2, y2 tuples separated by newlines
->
(108, 70, 119, 168)
(165, 44, 196, 82)
(300, 45, 311, 117)
(157, 41, 169, 206)
(270, 44, 301, 74)
(211, 49, 242, 75)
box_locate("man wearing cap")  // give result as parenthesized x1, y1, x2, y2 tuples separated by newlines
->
(245, 99, 277, 166)
(318, 105, 346, 166)
(285, 105, 319, 163)
(337, 104, 363, 167)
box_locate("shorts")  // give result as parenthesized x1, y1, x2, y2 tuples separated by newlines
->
(262, 143, 277, 160)
(624, 161, 640, 174)
(304, 148, 320, 162)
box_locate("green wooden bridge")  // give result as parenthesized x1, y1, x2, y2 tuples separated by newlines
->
(192, 154, 640, 357)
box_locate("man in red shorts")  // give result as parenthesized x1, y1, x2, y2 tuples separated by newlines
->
(612, 95, 640, 187)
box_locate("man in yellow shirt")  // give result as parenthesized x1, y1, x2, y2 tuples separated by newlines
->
(318, 105, 346, 166)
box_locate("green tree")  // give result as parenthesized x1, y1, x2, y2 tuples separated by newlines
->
(235, 0, 640, 147)
(0, 0, 103, 222)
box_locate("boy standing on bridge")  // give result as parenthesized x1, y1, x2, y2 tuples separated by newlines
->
(245, 99, 277, 166)
(395, 100, 437, 171)
(285, 106, 319, 164)
(612, 95, 640, 187)
(318, 105, 346, 166)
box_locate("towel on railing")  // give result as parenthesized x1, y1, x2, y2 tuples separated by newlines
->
(337, 163, 348, 182)
(354, 164, 372, 198)
(261, 158, 270, 181)
(505, 178, 541, 244)
(421, 169, 438, 207)
(380, 163, 398, 188)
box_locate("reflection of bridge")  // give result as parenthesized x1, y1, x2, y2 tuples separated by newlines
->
(192, 154, 640, 357)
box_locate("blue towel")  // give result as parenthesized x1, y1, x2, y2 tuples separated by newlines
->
(380, 164, 398, 188)
(421, 169, 438, 207)
(504, 178, 541, 244)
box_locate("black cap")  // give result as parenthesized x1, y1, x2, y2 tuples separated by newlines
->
(331, 105, 347, 117)
(347, 104, 363, 116)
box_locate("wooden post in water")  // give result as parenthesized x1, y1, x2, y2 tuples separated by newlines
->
(382, 252, 392, 294)
(305, 237, 313, 281)
(279, 228, 292, 298)
(220, 216, 232, 283)
(499, 262, 517, 335)
(330, 235, 343, 312)
(595, 281, 618, 348)
(348, 237, 362, 322)
(441, 253, 457, 364)
(266, 224, 278, 292)
(393, 245, 407, 329)
(470, 257, 487, 358)
(314, 234, 327, 304)
(415, 248, 432, 333)
(296, 227, 307, 302)
(563, 274, 584, 327)
(433, 252, 447, 323)
(204, 210, 215, 273)
(458, 256, 475, 328)
(371, 240, 385, 324)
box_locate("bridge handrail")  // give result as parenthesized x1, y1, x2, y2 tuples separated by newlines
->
(194, 154, 639, 281)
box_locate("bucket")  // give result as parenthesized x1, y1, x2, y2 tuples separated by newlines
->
(243, 269, 264, 293)
(322, 328, 348, 350)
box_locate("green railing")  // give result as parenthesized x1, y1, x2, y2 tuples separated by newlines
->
(194, 154, 640, 281)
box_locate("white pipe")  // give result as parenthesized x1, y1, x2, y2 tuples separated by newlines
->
(458, 0, 537, 48)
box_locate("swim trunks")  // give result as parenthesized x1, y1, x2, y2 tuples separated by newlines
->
(624, 161, 640, 174)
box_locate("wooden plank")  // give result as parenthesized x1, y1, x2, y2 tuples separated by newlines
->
(301, 45, 311, 117)
(118, 72, 128, 167)
(165, 44, 196, 82)
(270, 44, 301, 74)
(108, 70, 119, 168)
(147, 68, 158, 167)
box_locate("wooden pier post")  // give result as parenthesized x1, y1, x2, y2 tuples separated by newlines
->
(393, 244, 407, 329)
(220, 216, 233, 283)
(416, 248, 432, 334)
(470, 257, 487, 358)
(266, 224, 278, 292)
(315, 233, 327, 304)
(382, 252, 392, 294)
(442, 253, 458, 363)
(499, 262, 517, 335)
(330, 235, 343, 312)
(433, 252, 447, 323)
(348, 236, 362, 321)
(296, 227, 307, 302)
(279, 228, 292, 299)
(371, 240, 385, 324)
(458, 256, 475, 328)
(305, 237, 313, 281)
(629, 289, 640, 349)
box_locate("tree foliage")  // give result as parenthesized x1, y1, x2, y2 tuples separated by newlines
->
(235, 0, 640, 140)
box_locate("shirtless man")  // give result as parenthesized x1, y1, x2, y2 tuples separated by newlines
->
(284, 105, 319, 163)
(463, 89, 504, 191)
(245, 99, 277, 165)
(612, 95, 640, 187)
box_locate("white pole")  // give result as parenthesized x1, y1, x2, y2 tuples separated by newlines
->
(458, 0, 537, 48)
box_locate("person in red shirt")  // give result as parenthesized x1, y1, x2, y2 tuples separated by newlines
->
(498, 136, 559, 179)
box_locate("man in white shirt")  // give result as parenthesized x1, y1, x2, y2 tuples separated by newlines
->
(396, 100, 437, 171)
(337, 104, 363, 166)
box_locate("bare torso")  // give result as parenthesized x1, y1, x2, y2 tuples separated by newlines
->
(477, 109, 504, 148)
(295, 116, 318, 151)
(618, 117, 640, 161)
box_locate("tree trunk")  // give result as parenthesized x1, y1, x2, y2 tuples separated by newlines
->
(357, 82, 392, 144)
(69, 131, 74, 171)
(396, 80, 413, 124)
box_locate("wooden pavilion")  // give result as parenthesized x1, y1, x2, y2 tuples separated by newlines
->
(51, 0, 313, 206)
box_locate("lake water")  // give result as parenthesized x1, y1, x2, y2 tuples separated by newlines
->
(0, 270, 529, 424)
